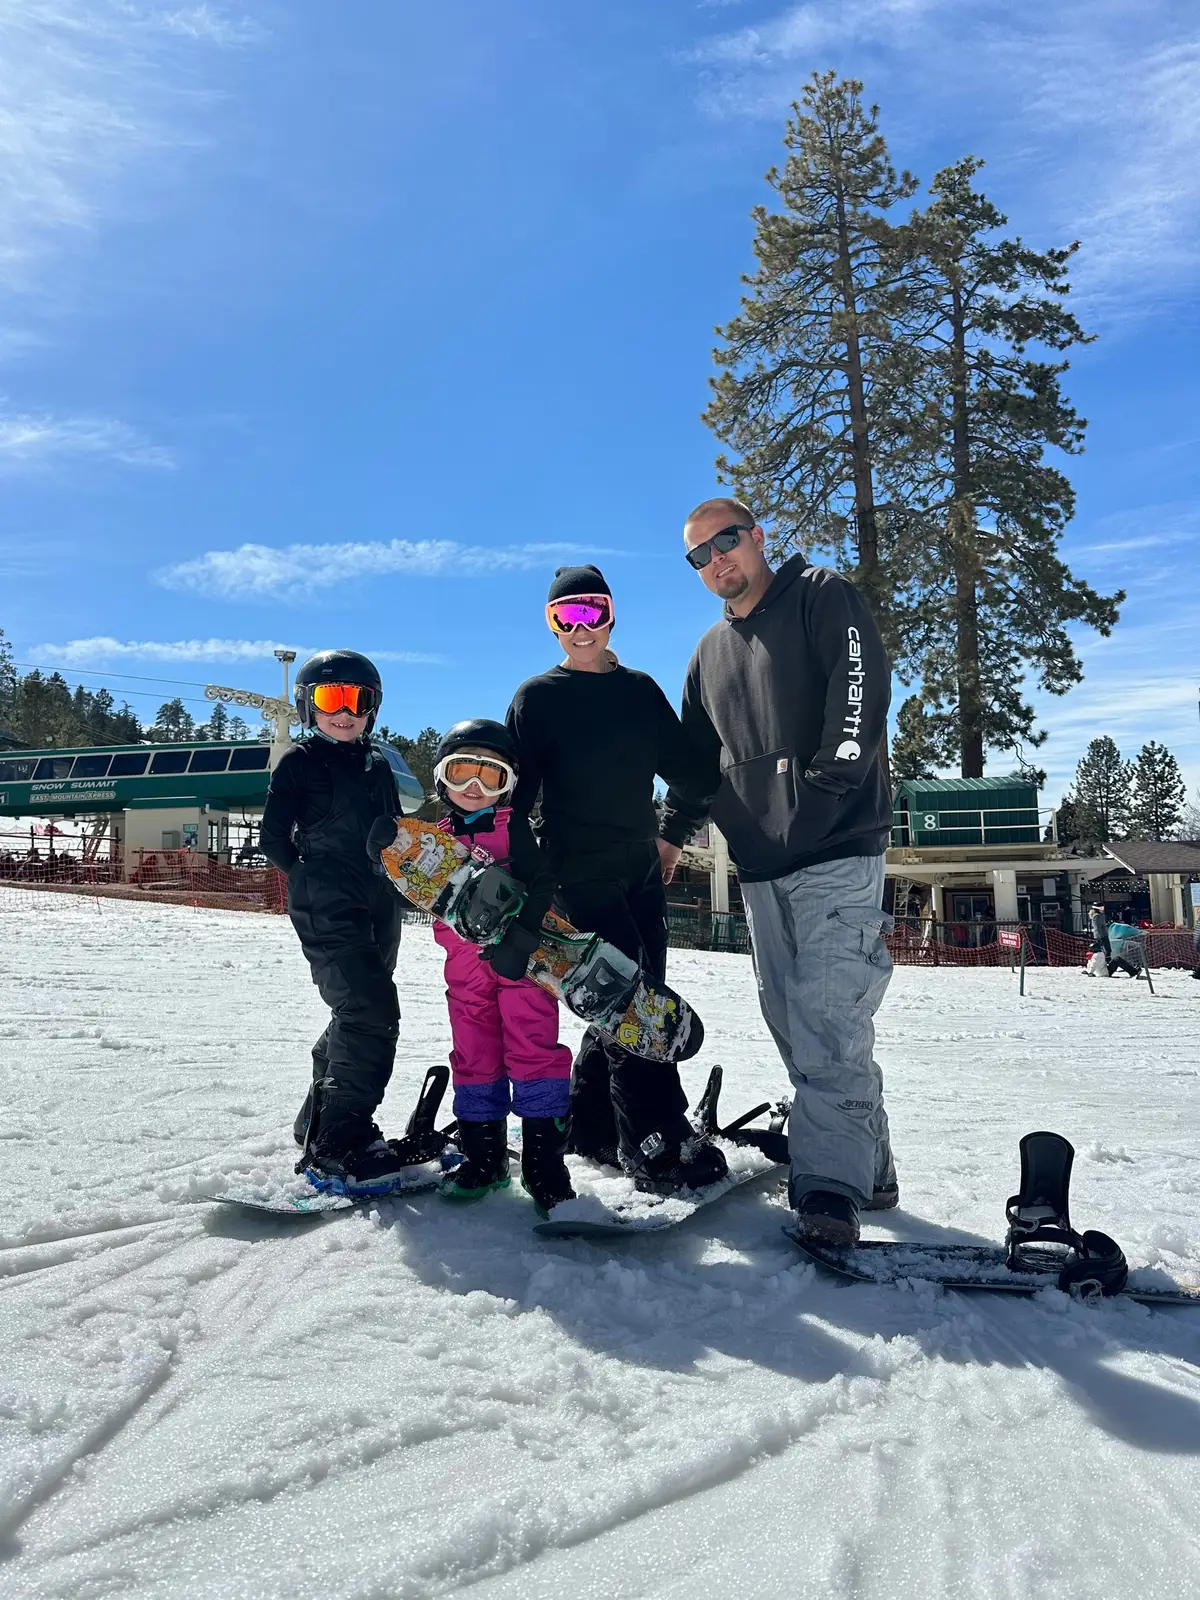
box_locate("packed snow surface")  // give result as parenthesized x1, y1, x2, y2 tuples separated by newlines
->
(2, 892, 1200, 1599)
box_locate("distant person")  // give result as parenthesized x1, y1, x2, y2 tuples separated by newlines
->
(1192, 917, 1200, 980)
(259, 649, 432, 1197)
(1106, 919, 1146, 980)
(1084, 903, 1110, 978)
(661, 497, 896, 1248)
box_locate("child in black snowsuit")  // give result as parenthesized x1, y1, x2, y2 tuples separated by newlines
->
(259, 649, 427, 1196)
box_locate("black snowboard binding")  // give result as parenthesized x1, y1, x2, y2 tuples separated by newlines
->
(1004, 1131, 1128, 1299)
(294, 1064, 458, 1176)
(452, 863, 526, 943)
(691, 1064, 791, 1165)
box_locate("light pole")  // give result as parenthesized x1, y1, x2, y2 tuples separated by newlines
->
(274, 648, 297, 707)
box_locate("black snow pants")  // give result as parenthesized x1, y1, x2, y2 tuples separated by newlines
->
(554, 841, 690, 1161)
(288, 855, 403, 1152)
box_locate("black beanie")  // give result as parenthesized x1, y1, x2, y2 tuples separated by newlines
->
(547, 564, 612, 603)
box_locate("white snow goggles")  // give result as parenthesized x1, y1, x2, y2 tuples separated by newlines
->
(435, 753, 515, 797)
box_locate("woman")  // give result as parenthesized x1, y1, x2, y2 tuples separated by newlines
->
(505, 564, 723, 1194)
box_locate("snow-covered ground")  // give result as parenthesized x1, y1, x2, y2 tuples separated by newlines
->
(2, 893, 1200, 1600)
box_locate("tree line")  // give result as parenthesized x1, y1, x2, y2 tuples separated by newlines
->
(1058, 736, 1196, 844)
(1, 630, 444, 808)
(705, 71, 1122, 782)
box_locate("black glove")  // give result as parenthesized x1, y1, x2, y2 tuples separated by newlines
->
(366, 815, 399, 864)
(481, 923, 539, 981)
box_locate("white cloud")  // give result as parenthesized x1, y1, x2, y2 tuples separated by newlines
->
(156, 540, 628, 601)
(0, 2, 260, 296)
(686, 0, 1200, 320)
(32, 637, 445, 667)
(157, 6, 263, 46)
(0, 412, 173, 469)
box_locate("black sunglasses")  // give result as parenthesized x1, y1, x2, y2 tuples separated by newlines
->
(685, 524, 752, 570)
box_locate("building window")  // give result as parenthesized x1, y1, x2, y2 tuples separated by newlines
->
(71, 754, 113, 778)
(188, 748, 231, 773)
(228, 746, 270, 771)
(109, 752, 151, 776)
(149, 750, 189, 775)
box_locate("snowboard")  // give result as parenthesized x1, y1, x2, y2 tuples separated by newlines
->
(211, 1064, 460, 1217)
(534, 1066, 790, 1239)
(785, 1234, 1200, 1306)
(784, 1130, 1200, 1307)
(211, 1163, 446, 1217)
(380, 817, 701, 1063)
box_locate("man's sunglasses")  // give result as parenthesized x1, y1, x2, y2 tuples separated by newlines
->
(685, 524, 752, 570)
(546, 595, 614, 635)
(308, 682, 380, 716)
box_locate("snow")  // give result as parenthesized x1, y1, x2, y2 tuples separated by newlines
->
(2, 892, 1200, 1599)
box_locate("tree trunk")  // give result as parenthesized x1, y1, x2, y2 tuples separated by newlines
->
(948, 272, 984, 777)
(834, 188, 879, 608)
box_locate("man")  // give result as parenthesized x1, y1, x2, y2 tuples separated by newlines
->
(660, 498, 896, 1246)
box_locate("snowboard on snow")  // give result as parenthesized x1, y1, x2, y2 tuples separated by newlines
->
(210, 1065, 460, 1217)
(535, 1066, 790, 1239)
(786, 1131, 1200, 1307)
(380, 818, 701, 1064)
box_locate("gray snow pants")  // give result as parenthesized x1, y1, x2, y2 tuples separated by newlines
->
(740, 853, 895, 1210)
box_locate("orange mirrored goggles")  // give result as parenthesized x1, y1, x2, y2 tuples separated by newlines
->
(308, 682, 381, 716)
(434, 754, 515, 796)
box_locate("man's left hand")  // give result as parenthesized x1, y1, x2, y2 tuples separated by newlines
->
(656, 837, 682, 884)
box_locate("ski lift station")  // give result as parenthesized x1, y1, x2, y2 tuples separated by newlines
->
(0, 674, 424, 871)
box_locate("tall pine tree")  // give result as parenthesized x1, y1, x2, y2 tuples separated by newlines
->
(1128, 740, 1186, 840)
(703, 72, 917, 630)
(1070, 736, 1132, 842)
(885, 158, 1122, 776)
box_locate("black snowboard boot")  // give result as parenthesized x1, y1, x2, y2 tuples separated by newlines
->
(439, 1119, 511, 1203)
(866, 1182, 900, 1211)
(626, 1132, 729, 1196)
(792, 1190, 860, 1247)
(520, 1117, 575, 1217)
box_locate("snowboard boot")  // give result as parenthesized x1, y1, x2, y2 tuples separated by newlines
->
(439, 1119, 511, 1203)
(866, 1182, 900, 1211)
(305, 1137, 425, 1199)
(626, 1131, 729, 1196)
(520, 1117, 575, 1218)
(792, 1190, 861, 1248)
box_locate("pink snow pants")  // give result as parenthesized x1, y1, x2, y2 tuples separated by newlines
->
(434, 921, 572, 1121)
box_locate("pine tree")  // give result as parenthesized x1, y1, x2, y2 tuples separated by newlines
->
(1071, 737, 1132, 842)
(206, 702, 230, 741)
(0, 629, 18, 737)
(703, 72, 917, 629)
(891, 694, 949, 780)
(1128, 741, 1186, 840)
(885, 159, 1122, 776)
(227, 714, 250, 741)
(152, 698, 195, 743)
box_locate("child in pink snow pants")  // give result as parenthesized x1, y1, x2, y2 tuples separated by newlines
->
(431, 719, 574, 1215)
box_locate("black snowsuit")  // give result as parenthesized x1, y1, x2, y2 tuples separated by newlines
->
(506, 663, 706, 1162)
(259, 736, 403, 1153)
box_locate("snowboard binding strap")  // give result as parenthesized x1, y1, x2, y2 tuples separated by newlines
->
(690, 1065, 791, 1165)
(1004, 1131, 1128, 1298)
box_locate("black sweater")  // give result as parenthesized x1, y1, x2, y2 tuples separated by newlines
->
(660, 556, 893, 881)
(506, 663, 706, 878)
(259, 737, 399, 875)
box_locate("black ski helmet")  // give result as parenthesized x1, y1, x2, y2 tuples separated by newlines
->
(434, 719, 518, 804)
(294, 649, 384, 734)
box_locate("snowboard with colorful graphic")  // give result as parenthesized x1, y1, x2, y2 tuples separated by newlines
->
(379, 818, 701, 1063)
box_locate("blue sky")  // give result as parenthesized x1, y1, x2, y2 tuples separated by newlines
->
(1, 0, 1196, 809)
